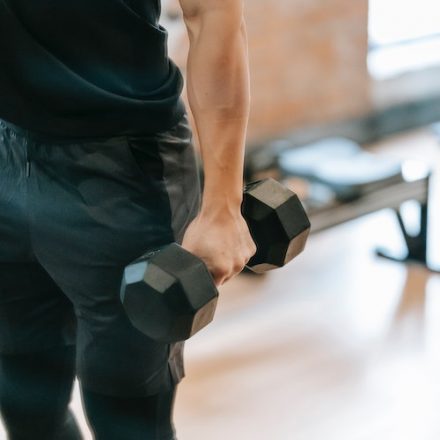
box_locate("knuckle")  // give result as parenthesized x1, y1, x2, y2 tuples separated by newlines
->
(233, 262, 244, 273)
(218, 263, 231, 277)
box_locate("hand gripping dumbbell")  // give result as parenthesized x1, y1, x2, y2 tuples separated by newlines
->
(120, 178, 311, 342)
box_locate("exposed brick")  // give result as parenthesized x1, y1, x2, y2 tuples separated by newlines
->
(163, 0, 371, 145)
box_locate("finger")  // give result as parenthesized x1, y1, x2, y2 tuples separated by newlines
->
(212, 271, 226, 287)
(215, 276, 226, 287)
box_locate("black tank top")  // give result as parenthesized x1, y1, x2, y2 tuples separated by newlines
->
(0, 0, 186, 138)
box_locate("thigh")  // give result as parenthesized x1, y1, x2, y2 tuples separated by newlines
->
(0, 119, 32, 261)
(81, 383, 177, 440)
(0, 120, 76, 354)
(0, 260, 76, 355)
(0, 346, 80, 439)
(25, 111, 201, 397)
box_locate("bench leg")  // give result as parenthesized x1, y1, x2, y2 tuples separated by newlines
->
(376, 194, 439, 272)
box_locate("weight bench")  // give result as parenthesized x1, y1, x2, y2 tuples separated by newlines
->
(276, 137, 437, 272)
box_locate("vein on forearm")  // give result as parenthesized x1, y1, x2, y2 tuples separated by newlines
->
(184, 11, 250, 207)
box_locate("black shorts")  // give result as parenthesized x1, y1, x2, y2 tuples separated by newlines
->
(0, 111, 201, 397)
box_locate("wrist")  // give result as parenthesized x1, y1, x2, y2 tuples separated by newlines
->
(200, 193, 243, 219)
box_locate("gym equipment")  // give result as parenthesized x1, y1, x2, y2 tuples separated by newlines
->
(272, 137, 437, 272)
(277, 137, 403, 201)
(120, 178, 310, 342)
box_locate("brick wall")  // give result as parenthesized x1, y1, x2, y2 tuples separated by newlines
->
(161, 0, 371, 144)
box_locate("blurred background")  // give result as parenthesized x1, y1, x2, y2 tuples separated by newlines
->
(4, 1, 438, 439)
(162, 1, 440, 439)
(165, 0, 440, 146)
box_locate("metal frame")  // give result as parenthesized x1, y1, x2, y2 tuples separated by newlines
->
(375, 175, 439, 272)
(306, 163, 438, 271)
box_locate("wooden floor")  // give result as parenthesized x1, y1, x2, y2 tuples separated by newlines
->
(1, 127, 439, 439)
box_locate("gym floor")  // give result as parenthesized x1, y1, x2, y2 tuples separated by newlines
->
(1, 126, 439, 439)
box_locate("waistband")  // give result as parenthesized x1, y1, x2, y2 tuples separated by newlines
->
(0, 118, 127, 145)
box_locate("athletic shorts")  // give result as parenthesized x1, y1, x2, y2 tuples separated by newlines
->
(0, 111, 202, 397)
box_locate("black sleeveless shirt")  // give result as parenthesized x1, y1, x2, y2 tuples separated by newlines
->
(0, 0, 186, 138)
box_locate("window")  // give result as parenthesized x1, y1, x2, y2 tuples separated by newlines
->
(368, 0, 440, 79)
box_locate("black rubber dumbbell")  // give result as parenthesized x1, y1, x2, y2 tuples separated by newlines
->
(120, 178, 310, 342)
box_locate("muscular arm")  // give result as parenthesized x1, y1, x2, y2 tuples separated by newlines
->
(178, 0, 250, 213)
(178, 0, 255, 285)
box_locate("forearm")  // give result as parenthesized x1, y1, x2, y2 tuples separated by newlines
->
(183, 6, 250, 215)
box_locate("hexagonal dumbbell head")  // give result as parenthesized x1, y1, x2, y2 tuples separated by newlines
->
(120, 243, 219, 342)
(242, 178, 311, 273)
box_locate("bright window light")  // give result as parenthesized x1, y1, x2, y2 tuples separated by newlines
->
(368, 0, 440, 79)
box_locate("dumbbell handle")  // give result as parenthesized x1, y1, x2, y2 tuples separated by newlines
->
(180, 177, 309, 274)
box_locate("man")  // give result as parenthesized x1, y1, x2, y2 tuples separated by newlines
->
(0, 0, 255, 438)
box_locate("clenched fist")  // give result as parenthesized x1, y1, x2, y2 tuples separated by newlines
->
(181, 208, 256, 286)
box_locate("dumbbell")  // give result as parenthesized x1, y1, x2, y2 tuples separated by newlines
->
(120, 178, 310, 342)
